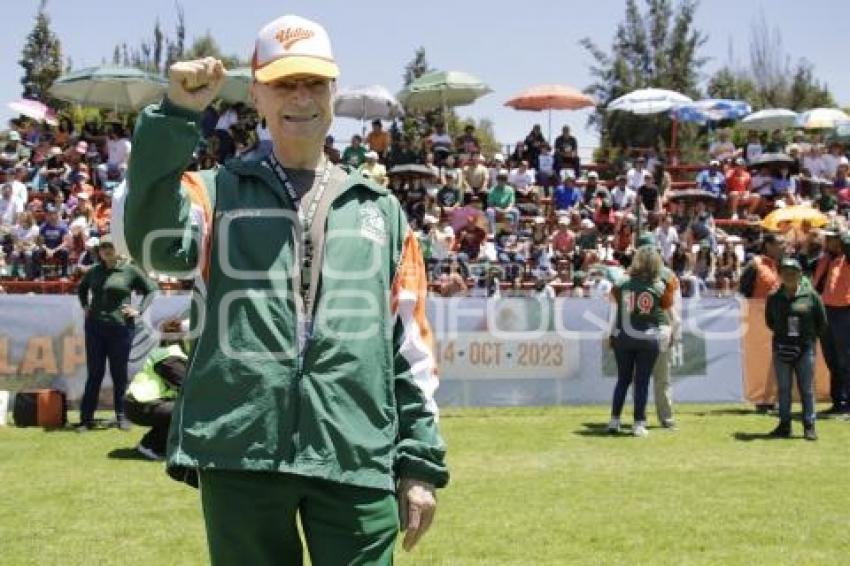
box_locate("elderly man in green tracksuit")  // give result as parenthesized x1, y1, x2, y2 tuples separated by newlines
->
(116, 14, 448, 565)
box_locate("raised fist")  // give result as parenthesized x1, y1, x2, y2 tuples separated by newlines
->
(166, 57, 227, 113)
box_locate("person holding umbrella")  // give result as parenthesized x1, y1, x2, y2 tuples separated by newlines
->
(765, 258, 827, 440)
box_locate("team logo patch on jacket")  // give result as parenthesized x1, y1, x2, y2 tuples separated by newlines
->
(359, 203, 386, 245)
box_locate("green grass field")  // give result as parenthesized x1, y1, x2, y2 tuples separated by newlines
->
(2, 405, 849, 565)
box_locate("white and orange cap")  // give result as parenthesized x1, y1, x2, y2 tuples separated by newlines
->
(252, 15, 339, 83)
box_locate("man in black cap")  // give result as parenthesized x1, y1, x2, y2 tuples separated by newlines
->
(765, 258, 827, 439)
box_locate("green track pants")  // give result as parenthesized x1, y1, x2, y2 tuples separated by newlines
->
(200, 470, 399, 565)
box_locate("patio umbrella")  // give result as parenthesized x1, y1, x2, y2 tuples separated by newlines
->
(607, 88, 693, 115)
(397, 70, 491, 126)
(504, 84, 595, 139)
(388, 164, 437, 178)
(49, 65, 167, 112)
(670, 99, 751, 124)
(666, 189, 720, 203)
(217, 67, 253, 105)
(740, 108, 798, 131)
(797, 108, 850, 130)
(761, 205, 827, 231)
(335, 85, 403, 135)
(607, 88, 693, 154)
(751, 152, 794, 167)
(7, 99, 58, 125)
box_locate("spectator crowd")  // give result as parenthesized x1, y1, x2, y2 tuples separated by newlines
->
(3, 106, 850, 308)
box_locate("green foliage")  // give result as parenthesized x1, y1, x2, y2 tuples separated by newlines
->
(582, 0, 708, 154)
(403, 47, 431, 87)
(18, 0, 63, 104)
(706, 13, 834, 112)
(184, 32, 246, 70)
(2, 406, 850, 564)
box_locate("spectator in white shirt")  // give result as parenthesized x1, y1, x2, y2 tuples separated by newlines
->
(97, 124, 132, 184)
(745, 130, 763, 164)
(653, 214, 679, 263)
(0, 183, 22, 226)
(610, 174, 637, 211)
(626, 156, 648, 190)
(536, 144, 556, 193)
(428, 215, 455, 263)
(488, 153, 506, 188)
(709, 129, 737, 162)
(509, 160, 536, 193)
(821, 142, 845, 180)
(9, 166, 29, 207)
(802, 144, 828, 179)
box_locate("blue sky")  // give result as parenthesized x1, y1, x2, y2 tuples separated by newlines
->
(2, 0, 847, 155)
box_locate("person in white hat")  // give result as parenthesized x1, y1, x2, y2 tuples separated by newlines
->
(358, 149, 387, 186)
(119, 14, 446, 564)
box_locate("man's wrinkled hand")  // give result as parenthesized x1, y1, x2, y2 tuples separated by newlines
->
(397, 478, 437, 552)
(167, 57, 227, 113)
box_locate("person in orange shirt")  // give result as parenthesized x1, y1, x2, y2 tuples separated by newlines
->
(93, 195, 112, 235)
(812, 228, 850, 414)
(365, 119, 391, 159)
(739, 233, 784, 299)
(725, 158, 760, 219)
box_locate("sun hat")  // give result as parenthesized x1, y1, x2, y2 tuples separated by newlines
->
(252, 15, 339, 83)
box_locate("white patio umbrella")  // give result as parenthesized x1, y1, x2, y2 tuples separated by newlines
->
(740, 108, 799, 131)
(797, 108, 850, 130)
(7, 99, 58, 125)
(334, 85, 403, 135)
(607, 88, 693, 115)
(49, 65, 167, 112)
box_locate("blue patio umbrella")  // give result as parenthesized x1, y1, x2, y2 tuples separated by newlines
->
(670, 99, 752, 124)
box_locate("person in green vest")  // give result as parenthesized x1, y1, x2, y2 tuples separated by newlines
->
(607, 245, 676, 437)
(765, 258, 827, 440)
(125, 318, 189, 460)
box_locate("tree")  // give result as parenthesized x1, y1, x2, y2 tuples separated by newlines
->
(184, 32, 245, 69)
(706, 12, 834, 111)
(18, 0, 63, 103)
(581, 0, 708, 155)
(403, 47, 431, 87)
(165, 4, 186, 70)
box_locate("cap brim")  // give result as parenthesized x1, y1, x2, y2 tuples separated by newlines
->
(254, 56, 339, 83)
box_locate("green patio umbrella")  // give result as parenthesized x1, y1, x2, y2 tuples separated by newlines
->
(49, 65, 168, 112)
(217, 67, 253, 106)
(397, 70, 491, 126)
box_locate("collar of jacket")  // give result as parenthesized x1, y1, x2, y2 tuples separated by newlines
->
(224, 157, 388, 208)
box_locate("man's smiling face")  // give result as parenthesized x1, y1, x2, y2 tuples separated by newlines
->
(252, 74, 334, 146)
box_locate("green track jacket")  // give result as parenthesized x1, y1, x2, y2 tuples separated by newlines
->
(118, 99, 448, 492)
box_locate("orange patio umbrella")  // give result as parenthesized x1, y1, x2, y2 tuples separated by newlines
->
(505, 84, 595, 138)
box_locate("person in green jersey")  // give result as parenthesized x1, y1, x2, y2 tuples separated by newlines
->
(607, 245, 675, 437)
